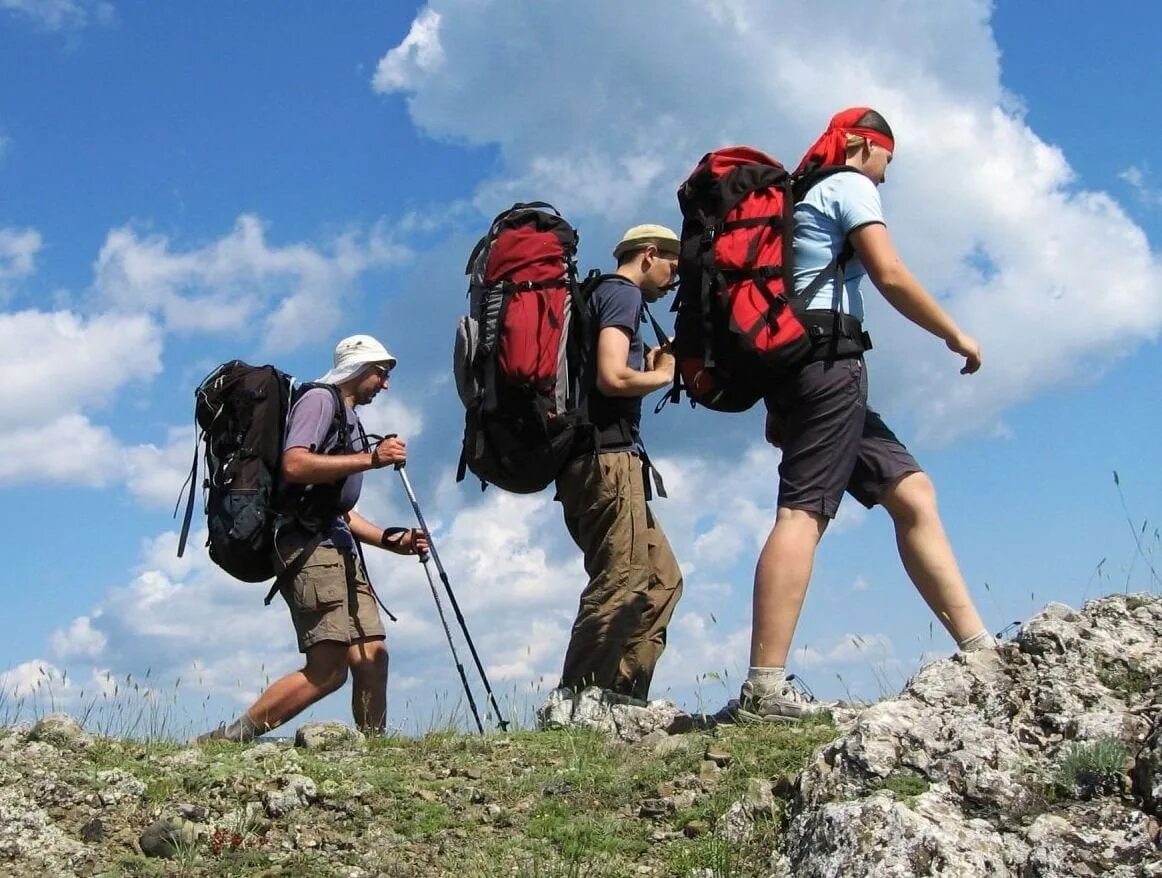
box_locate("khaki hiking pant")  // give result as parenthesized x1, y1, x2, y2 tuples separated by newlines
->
(555, 450, 684, 700)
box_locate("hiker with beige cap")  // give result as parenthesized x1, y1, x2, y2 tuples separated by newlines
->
(553, 224, 686, 702)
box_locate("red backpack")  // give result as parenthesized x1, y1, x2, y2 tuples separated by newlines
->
(454, 203, 593, 492)
(672, 147, 860, 411)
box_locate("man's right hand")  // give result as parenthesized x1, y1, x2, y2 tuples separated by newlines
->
(649, 349, 675, 379)
(370, 436, 407, 469)
(947, 331, 982, 375)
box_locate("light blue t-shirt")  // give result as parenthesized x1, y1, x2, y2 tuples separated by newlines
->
(792, 171, 885, 321)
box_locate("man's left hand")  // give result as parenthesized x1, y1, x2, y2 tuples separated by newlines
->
(382, 527, 429, 556)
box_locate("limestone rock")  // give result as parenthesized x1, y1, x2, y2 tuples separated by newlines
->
(781, 594, 1162, 877)
(0, 785, 86, 873)
(536, 686, 693, 743)
(96, 768, 146, 806)
(263, 773, 318, 818)
(294, 721, 366, 752)
(1133, 716, 1162, 816)
(28, 713, 91, 749)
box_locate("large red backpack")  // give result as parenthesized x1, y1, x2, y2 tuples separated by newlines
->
(672, 147, 855, 412)
(453, 203, 593, 493)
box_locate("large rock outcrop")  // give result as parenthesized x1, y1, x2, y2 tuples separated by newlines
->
(775, 594, 1162, 877)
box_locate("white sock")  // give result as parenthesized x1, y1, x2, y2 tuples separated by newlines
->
(746, 666, 786, 694)
(957, 630, 997, 653)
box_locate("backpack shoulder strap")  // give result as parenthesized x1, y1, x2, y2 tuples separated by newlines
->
(294, 382, 350, 453)
(791, 164, 860, 203)
(790, 165, 864, 307)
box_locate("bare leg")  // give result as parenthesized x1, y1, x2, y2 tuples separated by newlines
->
(244, 642, 350, 733)
(880, 472, 987, 643)
(348, 638, 389, 732)
(750, 506, 829, 668)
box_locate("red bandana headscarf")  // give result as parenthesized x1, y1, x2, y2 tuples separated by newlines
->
(794, 107, 895, 175)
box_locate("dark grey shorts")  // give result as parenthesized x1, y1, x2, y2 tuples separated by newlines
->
(764, 358, 920, 518)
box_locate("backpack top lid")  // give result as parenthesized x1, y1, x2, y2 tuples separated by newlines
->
(689, 145, 784, 180)
(483, 223, 569, 288)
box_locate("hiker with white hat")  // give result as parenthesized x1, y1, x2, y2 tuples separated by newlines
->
(196, 333, 427, 743)
(553, 224, 685, 703)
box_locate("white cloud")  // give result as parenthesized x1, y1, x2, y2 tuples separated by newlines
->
(1120, 164, 1162, 208)
(122, 425, 197, 509)
(0, 309, 162, 431)
(93, 214, 413, 352)
(377, 0, 1162, 446)
(0, 413, 127, 486)
(0, 659, 69, 699)
(0, 227, 42, 297)
(50, 616, 107, 661)
(372, 8, 445, 94)
(792, 631, 895, 669)
(0, 0, 111, 30)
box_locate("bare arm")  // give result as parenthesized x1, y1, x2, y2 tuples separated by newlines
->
(595, 326, 675, 397)
(849, 223, 981, 374)
(281, 436, 407, 485)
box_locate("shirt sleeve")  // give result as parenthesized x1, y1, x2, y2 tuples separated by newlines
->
(284, 388, 338, 452)
(593, 280, 642, 333)
(833, 173, 886, 236)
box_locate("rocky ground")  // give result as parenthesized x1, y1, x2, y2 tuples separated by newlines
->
(2, 594, 1161, 877)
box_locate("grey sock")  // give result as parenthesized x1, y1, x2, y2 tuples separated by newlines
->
(957, 630, 997, 653)
(222, 713, 263, 743)
(746, 666, 786, 695)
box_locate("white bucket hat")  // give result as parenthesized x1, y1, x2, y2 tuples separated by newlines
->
(316, 334, 397, 385)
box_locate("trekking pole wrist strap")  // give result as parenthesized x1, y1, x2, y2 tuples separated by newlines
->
(380, 526, 409, 548)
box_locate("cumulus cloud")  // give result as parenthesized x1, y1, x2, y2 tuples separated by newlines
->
(50, 616, 108, 661)
(0, 227, 42, 298)
(0, 0, 111, 30)
(93, 214, 413, 353)
(1120, 165, 1162, 208)
(376, 0, 1162, 445)
(372, 8, 445, 94)
(0, 309, 162, 430)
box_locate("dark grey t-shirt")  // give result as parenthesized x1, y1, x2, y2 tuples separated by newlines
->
(586, 276, 644, 452)
(282, 386, 364, 550)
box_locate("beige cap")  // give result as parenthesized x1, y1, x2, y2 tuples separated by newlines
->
(612, 223, 680, 260)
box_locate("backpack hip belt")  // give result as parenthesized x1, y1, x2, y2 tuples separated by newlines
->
(799, 310, 873, 361)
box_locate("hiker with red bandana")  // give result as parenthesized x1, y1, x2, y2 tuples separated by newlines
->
(738, 108, 995, 723)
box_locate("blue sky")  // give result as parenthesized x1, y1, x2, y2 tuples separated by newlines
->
(1, 0, 1160, 736)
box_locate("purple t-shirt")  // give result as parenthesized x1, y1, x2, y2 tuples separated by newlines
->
(283, 386, 364, 550)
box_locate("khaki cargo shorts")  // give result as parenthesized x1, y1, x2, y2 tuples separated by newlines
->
(276, 538, 385, 653)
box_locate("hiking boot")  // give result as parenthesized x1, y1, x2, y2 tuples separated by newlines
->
(192, 723, 230, 744)
(735, 679, 835, 723)
(604, 690, 648, 708)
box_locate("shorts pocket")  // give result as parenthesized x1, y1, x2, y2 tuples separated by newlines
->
(294, 560, 346, 612)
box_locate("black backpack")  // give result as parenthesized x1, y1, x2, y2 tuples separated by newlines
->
(176, 361, 350, 582)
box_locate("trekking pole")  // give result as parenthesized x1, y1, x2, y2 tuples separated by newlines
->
(416, 547, 485, 734)
(394, 464, 511, 731)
